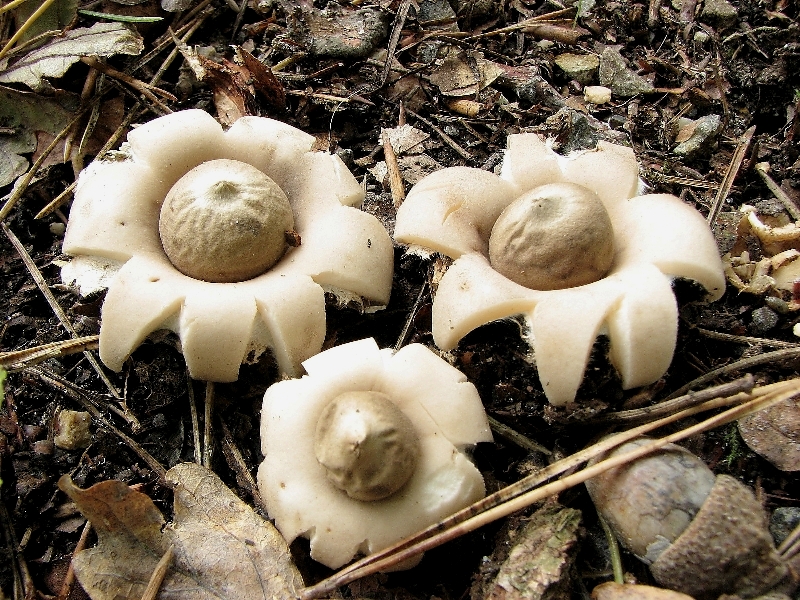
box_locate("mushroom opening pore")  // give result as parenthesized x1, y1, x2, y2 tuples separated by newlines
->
(313, 390, 420, 502)
(488, 182, 615, 290)
(158, 158, 295, 283)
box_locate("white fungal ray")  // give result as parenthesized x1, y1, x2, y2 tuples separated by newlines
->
(394, 134, 726, 406)
(62, 109, 394, 381)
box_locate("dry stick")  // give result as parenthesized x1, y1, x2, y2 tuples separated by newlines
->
(2, 223, 124, 399)
(465, 8, 575, 39)
(755, 162, 800, 221)
(202, 381, 214, 468)
(778, 518, 800, 558)
(405, 108, 473, 160)
(187, 374, 202, 465)
(0, 110, 86, 221)
(219, 418, 268, 513)
(665, 345, 800, 400)
(0, 0, 55, 59)
(394, 281, 427, 351)
(0, 498, 31, 600)
(300, 380, 795, 598)
(381, 0, 412, 86)
(382, 130, 405, 208)
(36, 98, 144, 219)
(696, 326, 800, 349)
(80, 57, 176, 114)
(0, 0, 30, 15)
(28, 366, 167, 481)
(590, 374, 754, 425)
(140, 545, 174, 600)
(300, 380, 800, 598)
(0, 335, 99, 372)
(488, 415, 552, 455)
(707, 125, 756, 225)
(56, 520, 92, 600)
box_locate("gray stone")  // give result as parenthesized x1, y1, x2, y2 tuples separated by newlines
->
(770, 507, 800, 547)
(750, 306, 779, 334)
(417, 0, 457, 26)
(674, 114, 723, 159)
(598, 48, 654, 97)
(701, 0, 738, 29)
(554, 53, 600, 85)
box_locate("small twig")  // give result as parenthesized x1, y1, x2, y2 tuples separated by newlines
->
(755, 162, 800, 221)
(394, 282, 427, 351)
(665, 346, 800, 400)
(30, 367, 165, 479)
(0, 110, 86, 222)
(406, 108, 473, 161)
(465, 8, 575, 39)
(598, 513, 624, 583)
(0, 0, 56, 60)
(488, 416, 552, 455)
(2, 223, 122, 400)
(140, 545, 174, 600)
(707, 125, 756, 225)
(80, 57, 176, 113)
(202, 381, 214, 468)
(590, 375, 755, 425)
(0, 335, 100, 372)
(187, 374, 202, 465)
(696, 327, 800, 349)
(56, 520, 92, 600)
(0, 495, 36, 599)
(381, 0, 412, 86)
(778, 519, 800, 557)
(35, 180, 77, 220)
(0, 0, 30, 16)
(382, 129, 406, 208)
(219, 418, 268, 513)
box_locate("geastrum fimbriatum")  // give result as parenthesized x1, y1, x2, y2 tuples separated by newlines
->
(257, 338, 492, 569)
(62, 110, 394, 381)
(394, 134, 726, 405)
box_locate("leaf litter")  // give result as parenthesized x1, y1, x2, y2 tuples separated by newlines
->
(59, 462, 303, 600)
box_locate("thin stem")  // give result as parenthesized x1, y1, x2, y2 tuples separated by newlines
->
(0, 0, 56, 60)
(598, 513, 624, 584)
(202, 381, 214, 468)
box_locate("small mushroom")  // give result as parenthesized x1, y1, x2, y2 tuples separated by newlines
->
(258, 338, 492, 569)
(394, 134, 725, 405)
(61, 110, 394, 382)
(586, 439, 791, 598)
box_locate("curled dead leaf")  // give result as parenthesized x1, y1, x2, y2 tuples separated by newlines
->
(59, 462, 303, 600)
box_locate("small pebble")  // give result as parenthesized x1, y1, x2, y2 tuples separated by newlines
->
(584, 85, 612, 105)
(49, 222, 66, 236)
(54, 410, 93, 450)
(750, 306, 779, 334)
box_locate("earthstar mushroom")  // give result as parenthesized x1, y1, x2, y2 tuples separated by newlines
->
(258, 338, 492, 569)
(61, 110, 394, 382)
(394, 134, 726, 405)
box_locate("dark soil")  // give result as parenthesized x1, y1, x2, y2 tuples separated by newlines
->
(2, 0, 800, 598)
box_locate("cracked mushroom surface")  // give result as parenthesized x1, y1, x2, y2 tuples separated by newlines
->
(257, 337, 492, 570)
(61, 110, 394, 382)
(394, 134, 726, 406)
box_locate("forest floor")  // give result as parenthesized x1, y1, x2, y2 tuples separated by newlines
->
(1, 0, 800, 598)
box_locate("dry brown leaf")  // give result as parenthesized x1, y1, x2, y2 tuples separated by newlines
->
(592, 582, 694, 600)
(738, 398, 800, 471)
(59, 462, 303, 600)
